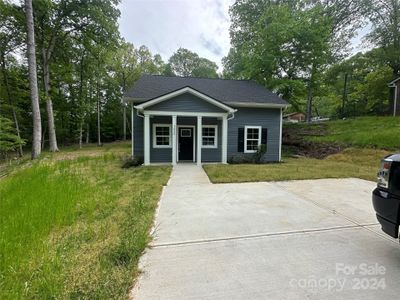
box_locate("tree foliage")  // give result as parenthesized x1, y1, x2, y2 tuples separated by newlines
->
(0, 0, 220, 158)
(224, 0, 397, 118)
(167, 47, 218, 78)
(0, 116, 25, 159)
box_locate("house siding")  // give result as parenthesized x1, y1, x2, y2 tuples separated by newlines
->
(227, 107, 281, 162)
(133, 113, 221, 162)
(132, 101, 282, 163)
(148, 93, 226, 113)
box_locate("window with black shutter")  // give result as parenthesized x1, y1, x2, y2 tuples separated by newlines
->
(244, 126, 261, 153)
(261, 128, 268, 145)
(237, 128, 244, 152)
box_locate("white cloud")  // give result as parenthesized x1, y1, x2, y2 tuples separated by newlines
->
(118, 0, 234, 71)
(118, 0, 371, 72)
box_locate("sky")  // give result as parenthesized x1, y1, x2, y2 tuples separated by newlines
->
(118, 0, 370, 71)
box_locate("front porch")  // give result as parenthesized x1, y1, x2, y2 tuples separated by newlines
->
(132, 110, 228, 166)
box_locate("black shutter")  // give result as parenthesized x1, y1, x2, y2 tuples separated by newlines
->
(238, 128, 244, 152)
(261, 128, 268, 145)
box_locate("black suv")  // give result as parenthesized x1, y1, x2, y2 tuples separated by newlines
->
(372, 154, 400, 239)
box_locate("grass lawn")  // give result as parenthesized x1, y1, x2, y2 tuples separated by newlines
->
(286, 116, 400, 149)
(0, 143, 171, 299)
(204, 148, 391, 183)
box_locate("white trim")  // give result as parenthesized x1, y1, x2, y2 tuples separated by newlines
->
(144, 115, 150, 165)
(244, 125, 262, 153)
(142, 110, 229, 118)
(201, 125, 218, 149)
(197, 116, 202, 166)
(229, 102, 289, 109)
(221, 115, 228, 164)
(134, 87, 236, 113)
(279, 108, 283, 161)
(388, 77, 400, 85)
(177, 125, 196, 162)
(152, 123, 172, 148)
(172, 116, 177, 165)
(389, 84, 398, 117)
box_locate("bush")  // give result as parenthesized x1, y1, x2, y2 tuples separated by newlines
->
(121, 156, 144, 168)
(228, 144, 267, 164)
(228, 154, 253, 164)
(0, 116, 25, 159)
(253, 144, 267, 164)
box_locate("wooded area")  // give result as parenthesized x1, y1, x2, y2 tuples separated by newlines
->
(0, 0, 399, 159)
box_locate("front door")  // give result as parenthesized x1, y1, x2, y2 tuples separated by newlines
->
(179, 127, 194, 161)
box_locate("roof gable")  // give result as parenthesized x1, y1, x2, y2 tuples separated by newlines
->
(134, 87, 236, 113)
(389, 77, 400, 85)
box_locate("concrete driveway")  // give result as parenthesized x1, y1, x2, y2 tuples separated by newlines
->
(132, 165, 400, 299)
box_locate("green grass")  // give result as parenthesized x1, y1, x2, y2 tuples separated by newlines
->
(287, 116, 400, 149)
(204, 148, 391, 183)
(0, 147, 171, 299)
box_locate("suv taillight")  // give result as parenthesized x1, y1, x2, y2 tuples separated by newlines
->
(377, 160, 392, 188)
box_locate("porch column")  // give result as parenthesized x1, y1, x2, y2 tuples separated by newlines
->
(221, 115, 228, 164)
(144, 114, 150, 165)
(131, 104, 134, 157)
(172, 115, 177, 165)
(197, 116, 202, 166)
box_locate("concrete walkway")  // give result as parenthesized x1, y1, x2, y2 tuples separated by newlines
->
(132, 165, 400, 299)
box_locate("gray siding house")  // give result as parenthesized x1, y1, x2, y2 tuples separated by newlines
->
(123, 75, 289, 165)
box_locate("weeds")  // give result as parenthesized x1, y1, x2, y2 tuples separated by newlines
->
(0, 152, 171, 299)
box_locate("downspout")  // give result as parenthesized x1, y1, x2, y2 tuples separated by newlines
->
(389, 83, 398, 117)
(131, 103, 134, 157)
(394, 85, 398, 117)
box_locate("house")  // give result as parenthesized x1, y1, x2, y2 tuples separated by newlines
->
(283, 112, 305, 123)
(388, 77, 400, 116)
(123, 75, 289, 165)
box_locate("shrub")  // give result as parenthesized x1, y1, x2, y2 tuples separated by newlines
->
(121, 156, 144, 168)
(253, 144, 267, 164)
(228, 144, 267, 164)
(0, 116, 25, 159)
(228, 154, 253, 164)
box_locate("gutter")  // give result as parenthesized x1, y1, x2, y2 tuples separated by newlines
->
(229, 102, 290, 109)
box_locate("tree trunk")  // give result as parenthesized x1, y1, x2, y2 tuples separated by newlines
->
(306, 63, 316, 123)
(306, 82, 313, 123)
(41, 125, 47, 150)
(78, 121, 83, 149)
(123, 105, 126, 140)
(97, 82, 101, 146)
(1, 54, 23, 157)
(86, 123, 90, 144)
(42, 51, 59, 152)
(341, 73, 348, 118)
(24, 0, 42, 159)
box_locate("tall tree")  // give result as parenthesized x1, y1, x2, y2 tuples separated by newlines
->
(167, 48, 218, 78)
(32, 0, 121, 151)
(223, 0, 362, 116)
(0, 1, 24, 156)
(364, 0, 400, 114)
(365, 0, 400, 77)
(24, 0, 42, 159)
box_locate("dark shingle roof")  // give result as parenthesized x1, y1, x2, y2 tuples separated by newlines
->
(124, 74, 288, 106)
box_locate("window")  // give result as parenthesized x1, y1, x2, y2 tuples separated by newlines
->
(153, 124, 171, 148)
(180, 128, 191, 137)
(244, 126, 261, 153)
(202, 125, 217, 148)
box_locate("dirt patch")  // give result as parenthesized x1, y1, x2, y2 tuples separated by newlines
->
(283, 125, 343, 159)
